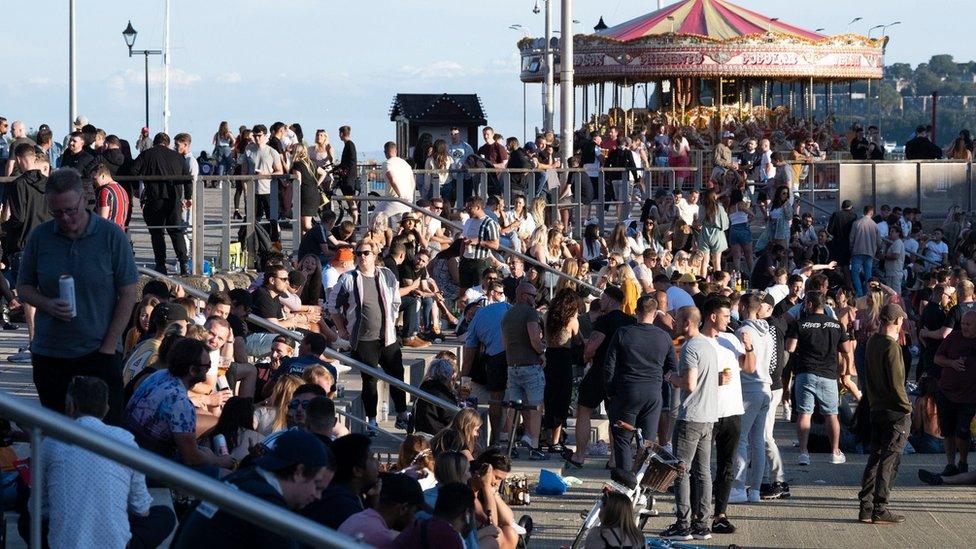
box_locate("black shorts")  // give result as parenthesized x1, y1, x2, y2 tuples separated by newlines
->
(581, 176, 596, 205)
(577, 366, 607, 410)
(459, 257, 489, 289)
(483, 352, 508, 394)
(936, 391, 976, 441)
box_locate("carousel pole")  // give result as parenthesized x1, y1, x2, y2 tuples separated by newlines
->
(717, 77, 723, 142)
(543, 0, 554, 131)
(559, 0, 574, 164)
(809, 76, 814, 128)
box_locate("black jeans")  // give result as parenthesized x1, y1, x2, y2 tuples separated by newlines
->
(32, 350, 124, 425)
(609, 384, 662, 470)
(142, 198, 187, 270)
(400, 295, 420, 339)
(858, 413, 910, 513)
(712, 414, 742, 517)
(353, 340, 406, 419)
(255, 194, 280, 241)
(18, 505, 176, 548)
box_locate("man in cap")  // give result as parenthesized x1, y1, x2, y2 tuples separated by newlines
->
(711, 132, 739, 183)
(339, 473, 431, 548)
(172, 429, 334, 548)
(135, 127, 152, 152)
(858, 304, 911, 524)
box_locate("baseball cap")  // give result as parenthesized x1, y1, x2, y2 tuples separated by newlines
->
(722, 131, 735, 138)
(256, 430, 330, 471)
(73, 115, 88, 127)
(757, 291, 776, 309)
(150, 302, 190, 325)
(380, 473, 433, 513)
(677, 273, 698, 284)
(141, 126, 150, 133)
(879, 303, 907, 323)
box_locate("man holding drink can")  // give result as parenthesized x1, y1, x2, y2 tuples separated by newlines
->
(17, 168, 139, 423)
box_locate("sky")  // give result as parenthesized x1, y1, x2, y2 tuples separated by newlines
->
(3, 0, 975, 158)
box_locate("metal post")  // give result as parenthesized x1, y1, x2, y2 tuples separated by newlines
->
(523, 82, 527, 144)
(68, 0, 77, 131)
(220, 179, 231, 270)
(143, 52, 150, 129)
(246, 178, 257, 268)
(597, 169, 606, 229)
(543, 0, 554, 130)
(292, 175, 301, 249)
(559, 0, 574, 164)
(931, 91, 939, 145)
(163, 0, 171, 135)
(191, 177, 204, 275)
(30, 428, 42, 549)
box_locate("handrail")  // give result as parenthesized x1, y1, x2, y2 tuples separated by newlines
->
(344, 195, 604, 295)
(0, 390, 360, 549)
(336, 409, 405, 443)
(137, 267, 461, 415)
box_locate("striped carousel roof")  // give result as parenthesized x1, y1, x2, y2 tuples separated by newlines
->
(595, 0, 825, 42)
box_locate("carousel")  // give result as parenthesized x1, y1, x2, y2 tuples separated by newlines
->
(518, 0, 885, 150)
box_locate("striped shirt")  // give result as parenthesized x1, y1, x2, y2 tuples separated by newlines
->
(96, 181, 130, 230)
(462, 215, 500, 260)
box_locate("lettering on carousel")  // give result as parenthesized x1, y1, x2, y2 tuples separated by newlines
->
(639, 52, 705, 66)
(740, 52, 798, 66)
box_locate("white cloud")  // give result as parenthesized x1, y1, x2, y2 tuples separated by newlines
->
(216, 72, 242, 84)
(396, 57, 516, 80)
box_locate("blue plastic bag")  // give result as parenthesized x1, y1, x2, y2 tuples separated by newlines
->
(535, 469, 568, 496)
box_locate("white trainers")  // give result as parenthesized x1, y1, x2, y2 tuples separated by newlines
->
(797, 452, 811, 466)
(830, 451, 847, 464)
(748, 489, 761, 503)
(728, 487, 748, 503)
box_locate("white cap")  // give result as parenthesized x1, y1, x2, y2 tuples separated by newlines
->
(73, 115, 89, 127)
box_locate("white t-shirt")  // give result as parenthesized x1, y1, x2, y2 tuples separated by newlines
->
(633, 263, 655, 290)
(713, 333, 745, 418)
(244, 143, 282, 195)
(923, 240, 948, 265)
(885, 238, 906, 274)
(666, 286, 695, 312)
(377, 157, 415, 218)
(903, 237, 919, 257)
(765, 283, 789, 305)
(676, 200, 699, 226)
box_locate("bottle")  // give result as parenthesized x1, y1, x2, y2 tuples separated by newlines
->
(381, 401, 389, 422)
(213, 434, 229, 456)
(59, 275, 76, 319)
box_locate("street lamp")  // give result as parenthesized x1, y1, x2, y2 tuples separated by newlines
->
(533, 0, 555, 131)
(767, 17, 779, 34)
(847, 17, 862, 34)
(122, 20, 162, 130)
(880, 21, 901, 37)
(867, 24, 883, 39)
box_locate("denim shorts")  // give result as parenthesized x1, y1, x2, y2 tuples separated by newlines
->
(505, 364, 545, 407)
(795, 372, 839, 415)
(729, 223, 752, 246)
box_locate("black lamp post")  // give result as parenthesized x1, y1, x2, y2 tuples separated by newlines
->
(122, 20, 162, 130)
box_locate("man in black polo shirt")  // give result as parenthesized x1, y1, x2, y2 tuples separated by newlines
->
(564, 286, 636, 467)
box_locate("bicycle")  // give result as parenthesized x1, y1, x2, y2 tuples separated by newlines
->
(569, 420, 682, 549)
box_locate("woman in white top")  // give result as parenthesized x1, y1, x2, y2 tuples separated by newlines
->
(423, 139, 452, 200)
(511, 195, 536, 250)
(606, 222, 634, 262)
(581, 222, 608, 270)
(668, 128, 692, 186)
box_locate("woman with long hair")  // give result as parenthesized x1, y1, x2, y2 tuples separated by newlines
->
(424, 138, 451, 200)
(123, 295, 160, 354)
(430, 407, 482, 461)
(727, 186, 756, 276)
(606, 222, 632, 262)
(530, 195, 548, 230)
(231, 128, 253, 218)
(763, 185, 794, 249)
(948, 137, 973, 161)
(212, 121, 235, 180)
(583, 491, 645, 548)
(696, 188, 729, 277)
(511, 194, 536, 250)
(254, 374, 303, 435)
(618, 264, 641, 315)
(199, 396, 265, 461)
(396, 434, 437, 488)
(582, 222, 608, 271)
(669, 127, 692, 187)
(554, 257, 580, 295)
(290, 143, 326, 233)
(544, 289, 582, 452)
(309, 129, 336, 192)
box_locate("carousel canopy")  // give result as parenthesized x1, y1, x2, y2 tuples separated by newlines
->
(596, 0, 823, 42)
(518, 0, 884, 84)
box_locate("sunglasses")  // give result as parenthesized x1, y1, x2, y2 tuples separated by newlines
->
(354, 250, 372, 257)
(288, 398, 312, 410)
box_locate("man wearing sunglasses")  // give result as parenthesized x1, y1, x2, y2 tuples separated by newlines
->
(17, 168, 139, 424)
(328, 243, 409, 432)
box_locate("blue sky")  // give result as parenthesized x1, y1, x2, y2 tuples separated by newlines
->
(3, 0, 974, 157)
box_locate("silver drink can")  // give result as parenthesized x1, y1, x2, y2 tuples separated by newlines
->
(59, 275, 76, 319)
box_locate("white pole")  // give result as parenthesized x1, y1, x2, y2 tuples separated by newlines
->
(543, 0, 554, 131)
(69, 0, 77, 132)
(658, 0, 664, 9)
(163, 0, 171, 135)
(559, 0, 574, 163)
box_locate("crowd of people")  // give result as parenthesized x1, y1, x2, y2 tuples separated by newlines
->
(1, 112, 975, 547)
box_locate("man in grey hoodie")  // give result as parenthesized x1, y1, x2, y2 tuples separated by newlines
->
(729, 292, 775, 503)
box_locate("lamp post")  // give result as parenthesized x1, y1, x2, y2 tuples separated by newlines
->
(69, 0, 77, 133)
(121, 21, 162, 130)
(847, 17, 862, 34)
(876, 22, 900, 138)
(559, 0, 574, 164)
(535, 0, 555, 132)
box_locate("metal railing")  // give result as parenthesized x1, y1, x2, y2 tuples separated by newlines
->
(0, 390, 360, 549)
(137, 267, 462, 415)
(344, 195, 603, 296)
